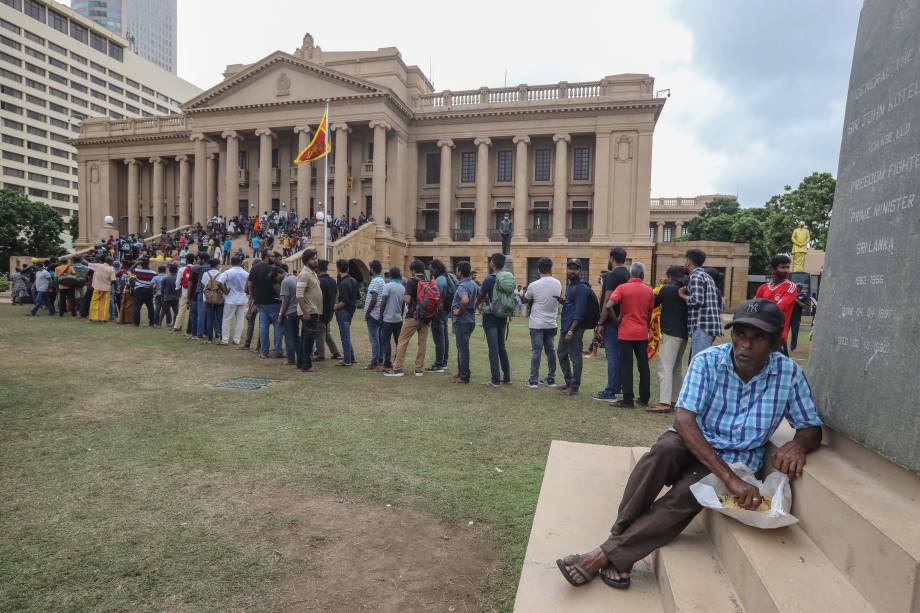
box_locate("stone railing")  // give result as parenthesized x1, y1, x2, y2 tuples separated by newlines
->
(526, 228, 551, 242)
(566, 229, 592, 242)
(77, 115, 189, 139)
(650, 197, 702, 207)
(417, 80, 608, 112)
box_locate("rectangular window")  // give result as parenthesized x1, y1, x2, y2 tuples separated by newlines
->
(0, 34, 19, 50)
(1, 101, 22, 114)
(71, 96, 88, 108)
(51, 191, 69, 202)
(573, 147, 591, 180)
(663, 225, 673, 242)
(50, 147, 68, 158)
(496, 150, 513, 182)
(48, 56, 66, 69)
(109, 110, 123, 119)
(534, 148, 551, 181)
(4, 183, 24, 192)
(238, 151, 248, 169)
(28, 156, 47, 167)
(48, 102, 66, 114)
(71, 82, 87, 93)
(28, 171, 47, 183)
(108, 43, 123, 62)
(126, 78, 139, 89)
(49, 87, 66, 100)
(71, 111, 86, 121)
(23, 0, 45, 23)
(108, 70, 122, 82)
(126, 91, 139, 101)
(90, 75, 105, 86)
(26, 126, 46, 137)
(109, 98, 123, 108)
(367, 140, 374, 161)
(571, 210, 589, 230)
(28, 187, 48, 198)
(108, 83, 123, 95)
(50, 161, 69, 173)
(2, 134, 24, 146)
(1, 84, 21, 97)
(27, 109, 46, 122)
(48, 10, 67, 33)
(49, 117, 67, 129)
(141, 85, 154, 95)
(91, 89, 106, 101)
(48, 72, 67, 85)
(2, 150, 24, 162)
(24, 32, 43, 46)
(48, 41, 66, 55)
(0, 17, 20, 34)
(25, 93, 45, 106)
(649, 225, 656, 241)
(155, 104, 167, 113)
(25, 62, 45, 76)
(70, 66, 88, 79)
(458, 209, 474, 232)
(578, 258, 590, 283)
(425, 152, 440, 184)
(125, 104, 139, 114)
(3, 117, 23, 130)
(25, 78, 44, 91)
(271, 148, 279, 167)
(49, 131, 68, 142)
(90, 103, 105, 114)
(532, 210, 550, 230)
(90, 33, 106, 54)
(24, 46, 44, 61)
(70, 52, 87, 65)
(460, 151, 476, 183)
(4, 167, 25, 178)
(0, 49, 20, 67)
(70, 21, 88, 44)
(141, 98, 154, 108)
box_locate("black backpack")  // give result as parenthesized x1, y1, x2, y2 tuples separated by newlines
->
(582, 284, 601, 329)
(440, 273, 457, 313)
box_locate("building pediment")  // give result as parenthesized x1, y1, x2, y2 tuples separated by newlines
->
(182, 52, 386, 112)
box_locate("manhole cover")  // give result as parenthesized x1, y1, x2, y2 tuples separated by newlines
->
(215, 377, 276, 390)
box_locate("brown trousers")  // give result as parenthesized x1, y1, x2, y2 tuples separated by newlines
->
(600, 431, 709, 571)
(393, 317, 429, 371)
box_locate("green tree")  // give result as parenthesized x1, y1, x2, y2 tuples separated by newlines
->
(68, 211, 79, 243)
(762, 172, 836, 250)
(0, 189, 66, 273)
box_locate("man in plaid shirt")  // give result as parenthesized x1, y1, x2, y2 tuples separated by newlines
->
(556, 298, 823, 590)
(679, 248, 723, 360)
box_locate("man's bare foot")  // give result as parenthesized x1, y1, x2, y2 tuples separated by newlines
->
(557, 548, 609, 586)
(599, 566, 630, 584)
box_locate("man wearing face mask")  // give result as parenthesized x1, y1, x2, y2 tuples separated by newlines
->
(754, 254, 799, 355)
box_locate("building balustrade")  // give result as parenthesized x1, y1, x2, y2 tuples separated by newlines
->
(451, 228, 472, 242)
(566, 228, 592, 242)
(415, 229, 437, 242)
(486, 229, 502, 242)
(416, 79, 618, 112)
(527, 228, 551, 242)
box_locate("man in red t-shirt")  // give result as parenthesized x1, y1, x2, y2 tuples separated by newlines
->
(755, 254, 798, 354)
(608, 262, 656, 408)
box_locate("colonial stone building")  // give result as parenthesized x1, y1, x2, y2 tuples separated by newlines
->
(74, 34, 667, 284)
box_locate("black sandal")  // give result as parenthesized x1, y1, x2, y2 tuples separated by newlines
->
(556, 557, 595, 587)
(599, 567, 631, 589)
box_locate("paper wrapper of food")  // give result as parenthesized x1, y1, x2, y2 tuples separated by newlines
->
(689, 462, 798, 529)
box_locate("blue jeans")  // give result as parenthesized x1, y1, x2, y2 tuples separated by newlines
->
(431, 312, 449, 367)
(529, 328, 557, 382)
(31, 291, 55, 315)
(482, 314, 510, 384)
(690, 329, 715, 362)
(602, 321, 621, 395)
(258, 303, 282, 357)
(282, 312, 299, 363)
(195, 293, 207, 337)
(205, 303, 223, 341)
(453, 321, 475, 382)
(366, 316, 382, 366)
(335, 309, 355, 364)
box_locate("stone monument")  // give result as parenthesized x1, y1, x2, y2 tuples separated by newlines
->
(810, 0, 920, 473)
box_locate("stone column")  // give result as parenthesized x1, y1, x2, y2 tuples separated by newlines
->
(512, 135, 529, 240)
(191, 133, 207, 226)
(676, 221, 684, 238)
(473, 136, 492, 241)
(176, 154, 190, 227)
(389, 132, 407, 237)
(222, 131, 240, 220)
(150, 156, 164, 235)
(551, 133, 570, 242)
(333, 124, 350, 220)
(436, 138, 454, 242)
(255, 128, 275, 213)
(293, 125, 311, 216)
(591, 132, 611, 242)
(406, 139, 419, 239)
(655, 221, 663, 243)
(206, 153, 217, 218)
(369, 120, 389, 226)
(125, 158, 139, 235)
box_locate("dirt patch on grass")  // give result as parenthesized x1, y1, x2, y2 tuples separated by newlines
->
(185, 474, 498, 612)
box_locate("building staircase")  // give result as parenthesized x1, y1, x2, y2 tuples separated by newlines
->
(514, 428, 920, 612)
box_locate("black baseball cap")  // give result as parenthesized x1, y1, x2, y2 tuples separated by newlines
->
(566, 259, 582, 269)
(725, 298, 785, 334)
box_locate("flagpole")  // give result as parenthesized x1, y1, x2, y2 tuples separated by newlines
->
(323, 99, 330, 260)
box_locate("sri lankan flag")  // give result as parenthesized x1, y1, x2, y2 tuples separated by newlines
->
(294, 108, 331, 164)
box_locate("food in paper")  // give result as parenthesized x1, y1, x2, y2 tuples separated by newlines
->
(718, 494, 772, 512)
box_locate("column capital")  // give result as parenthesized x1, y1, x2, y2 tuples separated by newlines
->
(221, 130, 240, 140)
(175, 154, 189, 163)
(207, 152, 218, 161)
(368, 120, 391, 131)
(436, 138, 455, 149)
(331, 123, 351, 133)
(553, 133, 571, 144)
(189, 132, 207, 142)
(149, 156, 163, 165)
(254, 128, 275, 138)
(474, 136, 492, 148)
(124, 158, 138, 166)
(512, 135, 531, 146)
(293, 125, 312, 134)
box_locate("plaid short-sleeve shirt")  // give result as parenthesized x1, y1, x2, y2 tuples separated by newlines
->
(675, 343, 822, 472)
(686, 267, 723, 337)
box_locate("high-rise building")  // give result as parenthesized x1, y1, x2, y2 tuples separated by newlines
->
(70, 0, 176, 74)
(0, 0, 199, 228)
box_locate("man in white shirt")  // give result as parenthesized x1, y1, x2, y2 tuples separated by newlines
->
(524, 257, 563, 388)
(217, 254, 250, 345)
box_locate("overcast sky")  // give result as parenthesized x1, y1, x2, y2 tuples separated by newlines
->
(153, 1, 862, 205)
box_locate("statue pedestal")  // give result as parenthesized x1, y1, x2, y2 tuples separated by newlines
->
(97, 223, 118, 241)
(503, 256, 515, 275)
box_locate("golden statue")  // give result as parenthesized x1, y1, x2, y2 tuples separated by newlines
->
(791, 222, 810, 272)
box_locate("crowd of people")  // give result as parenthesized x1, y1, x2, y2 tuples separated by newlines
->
(11, 231, 808, 413)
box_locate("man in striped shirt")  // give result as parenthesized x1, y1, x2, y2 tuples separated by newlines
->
(131, 258, 157, 327)
(557, 298, 822, 590)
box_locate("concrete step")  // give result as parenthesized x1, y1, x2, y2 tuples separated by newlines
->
(627, 448, 745, 613)
(514, 441, 663, 612)
(704, 507, 876, 613)
(768, 425, 920, 613)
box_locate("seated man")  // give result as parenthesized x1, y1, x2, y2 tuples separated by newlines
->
(557, 298, 823, 589)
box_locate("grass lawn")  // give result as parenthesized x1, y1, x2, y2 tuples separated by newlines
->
(0, 304, 811, 612)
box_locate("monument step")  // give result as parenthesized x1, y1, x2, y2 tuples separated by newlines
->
(703, 507, 876, 613)
(767, 425, 920, 613)
(514, 441, 663, 612)
(626, 448, 745, 613)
